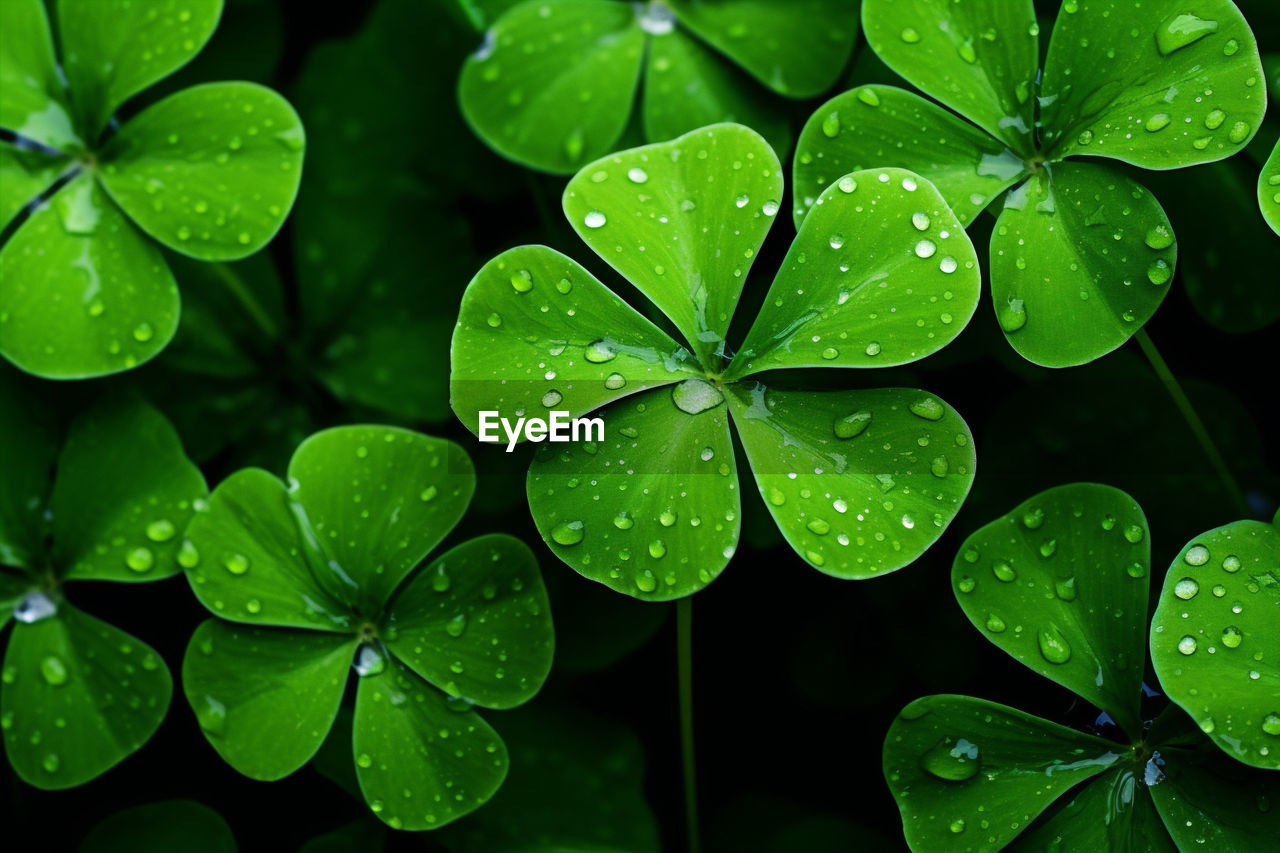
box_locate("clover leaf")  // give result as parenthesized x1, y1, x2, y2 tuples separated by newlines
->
(1262, 138, 1280, 233)
(795, 0, 1266, 367)
(451, 123, 979, 599)
(0, 0, 304, 379)
(180, 425, 554, 830)
(1150, 518, 1280, 770)
(0, 370, 207, 789)
(883, 482, 1280, 852)
(458, 0, 859, 173)
(79, 800, 236, 853)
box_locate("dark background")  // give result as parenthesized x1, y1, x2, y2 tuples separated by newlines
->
(4, 0, 1279, 850)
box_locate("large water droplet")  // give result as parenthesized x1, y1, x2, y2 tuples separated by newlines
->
(1155, 13, 1219, 56)
(14, 591, 57, 624)
(671, 378, 724, 415)
(551, 520, 585, 546)
(921, 737, 981, 781)
(1174, 577, 1200, 600)
(1037, 625, 1073, 664)
(41, 655, 68, 686)
(1184, 544, 1210, 566)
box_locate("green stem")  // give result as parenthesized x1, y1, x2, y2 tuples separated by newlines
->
(209, 261, 280, 340)
(1135, 328, 1249, 518)
(677, 597, 700, 853)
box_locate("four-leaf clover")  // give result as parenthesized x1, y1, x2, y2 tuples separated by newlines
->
(794, 0, 1266, 366)
(451, 123, 980, 600)
(0, 371, 208, 788)
(180, 425, 554, 830)
(884, 483, 1280, 851)
(0, 0, 305, 379)
(458, 0, 859, 173)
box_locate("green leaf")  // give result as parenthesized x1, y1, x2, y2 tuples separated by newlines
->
(989, 162, 1176, 368)
(1261, 138, 1280, 235)
(792, 86, 1028, 227)
(286, 427, 476, 615)
(182, 618, 355, 780)
(729, 386, 974, 578)
(1040, 0, 1267, 168)
(450, 245, 697, 437)
(2, 602, 172, 789)
(51, 399, 207, 583)
(0, 174, 179, 378)
(300, 819, 385, 853)
(79, 800, 237, 853)
(1149, 739, 1280, 850)
(384, 535, 552, 710)
(642, 26, 790, 161)
(353, 658, 508, 830)
(0, 369, 57, 570)
(0, 569, 30, 629)
(527, 384, 739, 601)
(1150, 520, 1280, 769)
(0, 143, 69, 232)
(56, 0, 222, 138)
(951, 483, 1150, 737)
(667, 0, 857, 97)
(883, 694, 1123, 853)
(861, 0, 1038, 156)
(457, 0, 645, 174)
(99, 82, 304, 260)
(1007, 766, 1175, 853)
(0, 0, 80, 150)
(729, 167, 980, 377)
(183, 468, 353, 631)
(562, 122, 783, 365)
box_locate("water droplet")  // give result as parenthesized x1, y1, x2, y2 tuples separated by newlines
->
(986, 613, 1007, 633)
(510, 269, 533, 293)
(564, 128, 584, 162)
(178, 540, 200, 569)
(949, 819, 966, 834)
(1222, 555, 1241, 573)
(957, 575, 976, 593)
(145, 519, 176, 542)
(485, 312, 502, 328)
(837, 175, 857, 193)
(613, 512, 634, 530)
(1038, 625, 1072, 664)
(1144, 225, 1174, 250)
(41, 656, 68, 686)
(445, 613, 468, 638)
(1177, 635, 1198, 655)
(821, 346, 839, 360)
(353, 644, 386, 677)
(828, 233, 845, 249)
(551, 520, 584, 546)
(125, 546, 154, 573)
(921, 737, 981, 781)
(583, 210, 607, 229)
(42, 753, 60, 773)
(806, 518, 830, 535)
(1145, 113, 1172, 132)
(930, 456, 949, 478)
(1055, 577, 1077, 601)
(1022, 508, 1045, 529)
(939, 256, 958, 274)
(420, 485, 438, 502)
(821, 111, 840, 138)
(1262, 713, 1280, 736)
(1184, 545, 1210, 566)
(998, 298, 1027, 333)
(992, 561, 1016, 582)
(1126, 561, 1146, 578)
(1123, 524, 1145, 544)
(1147, 259, 1172, 285)
(14, 591, 57, 623)
(133, 323, 154, 343)
(857, 88, 880, 107)
(864, 341, 882, 356)
(1228, 121, 1250, 144)
(541, 389, 562, 408)
(914, 239, 937, 259)
(1155, 13, 1219, 56)
(1174, 577, 1200, 599)
(1221, 626, 1243, 649)
(671, 378, 724, 415)
(909, 397, 944, 421)
(627, 167, 648, 184)
(911, 212, 931, 231)
(648, 540, 667, 559)
(900, 27, 922, 44)
(604, 372, 626, 390)
(1204, 109, 1226, 130)
(223, 553, 250, 575)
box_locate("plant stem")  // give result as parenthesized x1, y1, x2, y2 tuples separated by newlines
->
(1134, 328, 1249, 518)
(677, 596, 700, 853)
(209, 262, 280, 340)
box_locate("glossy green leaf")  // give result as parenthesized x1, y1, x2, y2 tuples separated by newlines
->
(2, 602, 172, 789)
(99, 82, 303, 260)
(667, 0, 857, 97)
(450, 245, 698, 438)
(861, 0, 1038, 156)
(989, 162, 1176, 367)
(642, 26, 790, 159)
(730, 386, 974, 579)
(353, 658, 508, 830)
(1007, 766, 1175, 853)
(384, 535, 552, 709)
(729, 167, 980, 376)
(883, 694, 1123, 853)
(792, 86, 1028, 227)
(181, 619, 355, 780)
(458, 0, 645, 173)
(951, 483, 1150, 737)
(57, 0, 222, 138)
(0, 144, 68, 232)
(79, 800, 237, 853)
(0, 174, 179, 378)
(1041, 0, 1266, 168)
(51, 399, 207, 583)
(562, 123, 783, 364)
(527, 384, 739, 601)
(1148, 740, 1280, 849)
(1261, 138, 1280, 235)
(1150, 520, 1280, 769)
(0, 0, 79, 150)
(0, 369, 57, 570)
(183, 468, 353, 631)
(286, 427, 476, 615)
